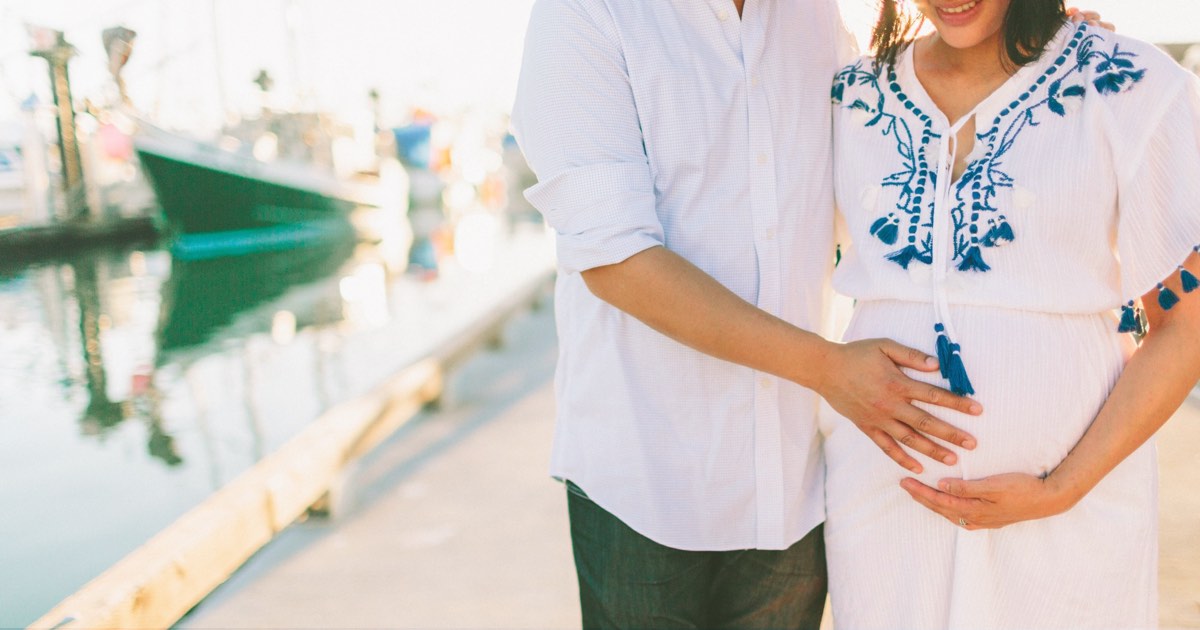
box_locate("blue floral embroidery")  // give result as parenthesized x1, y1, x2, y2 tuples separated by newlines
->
(832, 24, 1147, 272)
(1092, 44, 1146, 94)
(832, 62, 937, 268)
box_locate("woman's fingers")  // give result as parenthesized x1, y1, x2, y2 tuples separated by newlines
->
(938, 477, 991, 498)
(900, 479, 988, 528)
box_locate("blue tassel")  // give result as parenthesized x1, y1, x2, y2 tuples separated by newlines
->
(981, 220, 998, 247)
(870, 215, 900, 246)
(1180, 267, 1199, 293)
(981, 218, 1014, 248)
(994, 216, 1015, 243)
(933, 323, 952, 379)
(957, 246, 991, 272)
(876, 221, 899, 245)
(1158, 283, 1180, 310)
(886, 244, 923, 269)
(946, 345, 975, 396)
(1117, 300, 1140, 333)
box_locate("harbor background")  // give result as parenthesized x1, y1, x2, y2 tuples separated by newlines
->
(1, 1, 1199, 628)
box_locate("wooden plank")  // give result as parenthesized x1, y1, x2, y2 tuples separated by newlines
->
(30, 272, 554, 630)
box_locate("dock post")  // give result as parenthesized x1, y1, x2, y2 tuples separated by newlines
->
(30, 28, 87, 222)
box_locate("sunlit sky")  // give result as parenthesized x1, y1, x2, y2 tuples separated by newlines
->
(1, 0, 1198, 132)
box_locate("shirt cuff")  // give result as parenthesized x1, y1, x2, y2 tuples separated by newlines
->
(525, 162, 664, 274)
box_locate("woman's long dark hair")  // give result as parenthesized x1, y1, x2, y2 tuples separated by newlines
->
(871, 0, 1068, 72)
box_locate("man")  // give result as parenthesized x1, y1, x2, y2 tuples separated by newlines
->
(510, 1, 982, 627)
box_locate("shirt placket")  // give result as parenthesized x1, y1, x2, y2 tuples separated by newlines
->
(739, 1, 785, 549)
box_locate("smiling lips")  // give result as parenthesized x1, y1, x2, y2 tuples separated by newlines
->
(940, 0, 980, 14)
(935, 0, 982, 24)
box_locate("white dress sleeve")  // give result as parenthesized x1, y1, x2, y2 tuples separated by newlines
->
(1115, 74, 1200, 318)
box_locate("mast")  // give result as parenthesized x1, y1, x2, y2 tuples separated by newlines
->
(284, 0, 305, 108)
(210, 0, 228, 120)
(29, 27, 86, 221)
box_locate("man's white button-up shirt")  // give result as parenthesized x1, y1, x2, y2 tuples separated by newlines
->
(512, 0, 856, 551)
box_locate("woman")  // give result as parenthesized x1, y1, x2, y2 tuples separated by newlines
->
(823, 0, 1200, 627)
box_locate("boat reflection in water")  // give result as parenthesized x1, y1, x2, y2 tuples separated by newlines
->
(157, 228, 356, 354)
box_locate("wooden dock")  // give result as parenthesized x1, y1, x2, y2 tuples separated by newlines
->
(179, 302, 579, 629)
(0, 216, 159, 263)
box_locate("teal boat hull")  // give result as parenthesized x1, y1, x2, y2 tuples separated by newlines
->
(134, 132, 380, 235)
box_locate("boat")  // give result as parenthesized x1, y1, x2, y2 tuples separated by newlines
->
(134, 122, 384, 236)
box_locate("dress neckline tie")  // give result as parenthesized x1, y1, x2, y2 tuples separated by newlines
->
(930, 114, 976, 396)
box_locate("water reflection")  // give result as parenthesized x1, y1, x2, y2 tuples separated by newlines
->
(156, 235, 355, 354)
(27, 228, 358, 472)
(74, 254, 126, 434)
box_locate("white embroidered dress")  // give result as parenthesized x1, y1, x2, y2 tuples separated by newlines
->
(822, 23, 1200, 628)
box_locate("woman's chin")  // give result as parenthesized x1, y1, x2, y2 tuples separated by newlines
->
(922, 1, 1007, 51)
(930, 24, 1004, 51)
(934, 30, 991, 49)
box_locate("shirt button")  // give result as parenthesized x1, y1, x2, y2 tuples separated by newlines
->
(751, 75, 761, 88)
(759, 377, 772, 389)
(718, 9, 730, 21)
(757, 153, 768, 165)
(765, 228, 776, 241)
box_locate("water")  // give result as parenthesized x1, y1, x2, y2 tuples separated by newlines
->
(0, 222, 553, 627)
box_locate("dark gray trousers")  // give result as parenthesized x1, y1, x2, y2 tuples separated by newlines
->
(566, 483, 827, 630)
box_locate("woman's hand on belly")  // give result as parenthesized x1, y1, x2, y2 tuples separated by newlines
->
(899, 254, 1200, 530)
(898, 474, 1073, 531)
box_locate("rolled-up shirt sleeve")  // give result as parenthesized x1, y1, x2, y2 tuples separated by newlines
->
(510, 0, 663, 275)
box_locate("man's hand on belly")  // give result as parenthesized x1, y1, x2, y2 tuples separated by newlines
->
(816, 339, 982, 474)
(584, 247, 984, 475)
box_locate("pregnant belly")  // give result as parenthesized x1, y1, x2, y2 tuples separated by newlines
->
(824, 300, 1136, 481)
